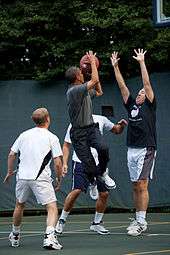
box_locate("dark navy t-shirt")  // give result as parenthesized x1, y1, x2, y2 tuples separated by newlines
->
(124, 95, 157, 148)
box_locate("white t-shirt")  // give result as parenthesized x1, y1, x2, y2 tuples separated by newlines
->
(64, 115, 114, 164)
(11, 127, 63, 180)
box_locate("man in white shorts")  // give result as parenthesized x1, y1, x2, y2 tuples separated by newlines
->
(111, 49, 157, 236)
(4, 108, 63, 250)
(56, 114, 127, 235)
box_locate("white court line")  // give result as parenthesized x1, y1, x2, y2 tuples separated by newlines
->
(124, 249, 170, 255)
(0, 224, 170, 236)
(0, 221, 170, 225)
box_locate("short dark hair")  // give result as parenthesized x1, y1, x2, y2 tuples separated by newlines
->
(65, 66, 80, 84)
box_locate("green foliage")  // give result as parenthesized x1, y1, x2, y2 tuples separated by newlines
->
(0, 0, 169, 80)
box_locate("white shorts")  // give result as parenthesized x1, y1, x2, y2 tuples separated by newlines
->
(127, 147, 157, 182)
(16, 178, 57, 205)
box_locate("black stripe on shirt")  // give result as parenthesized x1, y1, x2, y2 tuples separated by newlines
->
(35, 150, 52, 180)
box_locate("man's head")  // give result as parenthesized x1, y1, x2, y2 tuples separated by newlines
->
(32, 108, 50, 127)
(136, 88, 146, 105)
(65, 66, 84, 85)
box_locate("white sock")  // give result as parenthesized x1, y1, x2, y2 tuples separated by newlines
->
(136, 211, 146, 224)
(46, 226, 55, 234)
(60, 210, 69, 221)
(12, 224, 20, 234)
(94, 212, 104, 224)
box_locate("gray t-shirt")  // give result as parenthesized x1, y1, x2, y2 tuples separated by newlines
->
(66, 83, 95, 128)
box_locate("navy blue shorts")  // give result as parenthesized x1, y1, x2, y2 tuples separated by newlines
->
(71, 161, 108, 193)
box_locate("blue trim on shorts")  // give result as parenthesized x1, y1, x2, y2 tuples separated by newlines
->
(72, 161, 108, 193)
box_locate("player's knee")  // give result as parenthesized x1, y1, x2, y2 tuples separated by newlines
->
(16, 201, 25, 210)
(72, 189, 82, 196)
(46, 201, 57, 212)
(99, 191, 109, 201)
(133, 180, 148, 192)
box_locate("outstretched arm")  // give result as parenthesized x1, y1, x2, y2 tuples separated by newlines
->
(133, 49, 154, 102)
(86, 51, 103, 96)
(111, 52, 130, 104)
(95, 81, 103, 97)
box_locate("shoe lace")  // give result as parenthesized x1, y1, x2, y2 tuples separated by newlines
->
(129, 218, 137, 226)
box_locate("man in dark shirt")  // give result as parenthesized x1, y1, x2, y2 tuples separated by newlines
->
(111, 49, 157, 236)
(66, 51, 118, 189)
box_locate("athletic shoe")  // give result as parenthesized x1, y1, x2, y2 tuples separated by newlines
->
(100, 168, 116, 189)
(9, 232, 20, 247)
(43, 232, 63, 250)
(126, 218, 138, 231)
(127, 221, 147, 236)
(89, 184, 99, 200)
(90, 222, 110, 235)
(55, 219, 65, 235)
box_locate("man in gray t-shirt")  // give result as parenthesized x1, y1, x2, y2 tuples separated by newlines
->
(65, 51, 117, 189)
(67, 83, 95, 128)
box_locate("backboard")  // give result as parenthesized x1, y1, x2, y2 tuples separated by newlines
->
(153, 0, 170, 27)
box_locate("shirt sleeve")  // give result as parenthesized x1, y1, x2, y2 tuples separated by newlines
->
(89, 89, 96, 98)
(145, 96, 156, 110)
(103, 116, 115, 131)
(11, 135, 21, 153)
(64, 124, 72, 144)
(72, 83, 88, 96)
(51, 136, 63, 158)
(124, 94, 134, 110)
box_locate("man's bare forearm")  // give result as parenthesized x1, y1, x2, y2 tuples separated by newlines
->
(113, 65, 129, 102)
(62, 142, 70, 166)
(7, 152, 16, 173)
(91, 59, 99, 85)
(54, 157, 63, 180)
(140, 61, 154, 101)
(95, 81, 103, 96)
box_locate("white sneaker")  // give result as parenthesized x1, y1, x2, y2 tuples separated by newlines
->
(55, 219, 65, 235)
(9, 232, 20, 247)
(43, 232, 63, 250)
(89, 184, 99, 200)
(90, 222, 110, 235)
(126, 218, 138, 231)
(127, 221, 147, 236)
(100, 168, 116, 189)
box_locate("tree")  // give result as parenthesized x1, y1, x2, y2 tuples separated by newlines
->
(0, 0, 169, 80)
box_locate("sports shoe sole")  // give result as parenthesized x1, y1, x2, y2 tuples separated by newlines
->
(43, 244, 63, 250)
(90, 226, 110, 235)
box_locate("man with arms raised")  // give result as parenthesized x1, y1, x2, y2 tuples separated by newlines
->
(111, 49, 157, 236)
(66, 51, 115, 189)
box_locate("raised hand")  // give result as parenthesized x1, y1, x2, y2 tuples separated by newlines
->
(110, 51, 120, 67)
(86, 50, 96, 64)
(133, 49, 147, 63)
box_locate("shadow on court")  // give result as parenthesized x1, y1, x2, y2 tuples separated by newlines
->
(0, 213, 170, 255)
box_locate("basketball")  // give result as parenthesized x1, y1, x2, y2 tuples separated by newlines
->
(80, 55, 100, 80)
(80, 54, 100, 69)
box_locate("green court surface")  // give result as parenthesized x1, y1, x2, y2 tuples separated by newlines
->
(0, 213, 170, 255)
